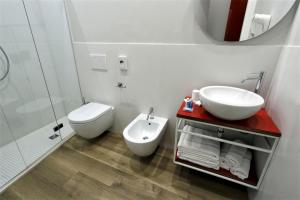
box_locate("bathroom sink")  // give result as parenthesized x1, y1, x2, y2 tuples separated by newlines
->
(199, 86, 264, 120)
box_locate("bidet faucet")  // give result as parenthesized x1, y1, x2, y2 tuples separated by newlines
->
(147, 107, 154, 121)
(241, 71, 265, 94)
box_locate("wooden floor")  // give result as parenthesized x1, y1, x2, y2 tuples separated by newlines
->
(0, 132, 248, 200)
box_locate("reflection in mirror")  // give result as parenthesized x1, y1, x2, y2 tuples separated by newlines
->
(207, 0, 296, 42)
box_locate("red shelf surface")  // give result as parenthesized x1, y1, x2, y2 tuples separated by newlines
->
(177, 97, 281, 137)
(175, 150, 258, 186)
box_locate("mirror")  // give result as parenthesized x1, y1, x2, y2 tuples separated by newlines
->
(207, 0, 296, 42)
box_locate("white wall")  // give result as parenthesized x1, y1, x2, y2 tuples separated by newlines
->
(66, 0, 296, 148)
(249, 3, 300, 200)
(67, 0, 211, 44)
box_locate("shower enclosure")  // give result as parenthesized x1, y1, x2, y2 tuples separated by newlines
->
(0, 0, 82, 191)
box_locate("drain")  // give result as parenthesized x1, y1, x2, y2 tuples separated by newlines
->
(142, 136, 149, 140)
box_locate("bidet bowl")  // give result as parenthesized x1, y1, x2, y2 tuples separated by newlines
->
(123, 114, 168, 156)
(199, 86, 264, 120)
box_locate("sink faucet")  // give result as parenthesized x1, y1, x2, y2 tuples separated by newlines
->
(146, 107, 154, 121)
(241, 72, 265, 94)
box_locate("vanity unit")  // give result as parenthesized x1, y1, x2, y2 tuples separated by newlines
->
(173, 98, 281, 189)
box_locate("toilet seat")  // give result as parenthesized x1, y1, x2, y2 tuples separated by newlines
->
(68, 102, 112, 124)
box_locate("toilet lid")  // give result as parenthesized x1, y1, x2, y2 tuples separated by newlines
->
(68, 102, 111, 124)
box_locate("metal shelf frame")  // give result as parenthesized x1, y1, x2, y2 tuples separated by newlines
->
(173, 117, 280, 189)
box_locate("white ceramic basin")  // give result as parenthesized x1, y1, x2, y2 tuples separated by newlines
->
(199, 86, 264, 120)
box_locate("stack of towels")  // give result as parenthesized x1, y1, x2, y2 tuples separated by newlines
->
(177, 125, 220, 170)
(177, 125, 252, 180)
(220, 141, 252, 180)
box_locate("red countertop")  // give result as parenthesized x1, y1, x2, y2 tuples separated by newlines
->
(177, 98, 281, 137)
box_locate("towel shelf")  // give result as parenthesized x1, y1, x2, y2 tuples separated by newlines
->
(177, 123, 273, 154)
(174, 98, 281, 189)
(174, 149, 258, 188)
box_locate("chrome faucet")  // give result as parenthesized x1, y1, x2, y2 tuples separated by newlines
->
(241, 71, 265, 94)
(146, 107, 154, 120)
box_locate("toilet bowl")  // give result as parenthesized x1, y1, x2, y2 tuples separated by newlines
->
(68, 102, 113, 139)
(123, 113, 168, 156)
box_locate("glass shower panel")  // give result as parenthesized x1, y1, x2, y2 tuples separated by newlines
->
(23, 0, 82, 139)
(0, 0, 61, 166)
(0, 108, 26, 190)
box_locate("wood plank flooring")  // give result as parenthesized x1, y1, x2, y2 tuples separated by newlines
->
(0, 132, 248, 200)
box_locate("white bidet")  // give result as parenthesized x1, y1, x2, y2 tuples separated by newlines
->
(123, 114, 168, 156)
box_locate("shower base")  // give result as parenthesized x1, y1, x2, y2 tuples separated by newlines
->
(0, 116, 74, 192)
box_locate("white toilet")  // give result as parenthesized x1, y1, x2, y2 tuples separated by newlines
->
(68, 102, 113, 139)
(123, 113, 168, 156)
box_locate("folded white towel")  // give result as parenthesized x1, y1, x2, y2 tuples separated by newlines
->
(230, 150, 252, 180)
(178, 125, 220, 161)
(178, 152, 220, 170)
(177, 125, 220, 170)
(178, 149, 217, 160)
(225, 140, 247, 168)
(220, 143, 231, 170)
(178, 149, 219, 163)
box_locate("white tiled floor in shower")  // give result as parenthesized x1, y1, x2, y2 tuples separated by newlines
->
(0, 116, 73, 190)
(0, 142, 26, 189)
(17, 116, 73, 165)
